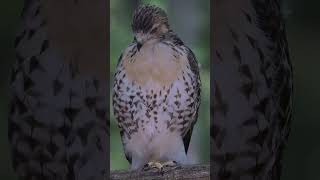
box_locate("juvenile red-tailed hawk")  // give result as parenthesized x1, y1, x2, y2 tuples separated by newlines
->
(212, 0, 293, 179)
(9, 0, 108, 179)
(112, 5, 201, 170)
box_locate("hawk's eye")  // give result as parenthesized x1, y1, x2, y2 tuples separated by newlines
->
(133, 37, 137, 42)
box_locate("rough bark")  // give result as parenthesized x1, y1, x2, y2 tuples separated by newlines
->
(110, 164, 210, 180)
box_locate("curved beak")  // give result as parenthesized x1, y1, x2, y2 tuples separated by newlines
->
(137, 42, 143, 51)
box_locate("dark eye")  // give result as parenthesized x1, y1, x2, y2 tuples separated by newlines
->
(133, 37, 137, 42)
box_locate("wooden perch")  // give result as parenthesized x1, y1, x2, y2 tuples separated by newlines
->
(110, 164, 210, 180)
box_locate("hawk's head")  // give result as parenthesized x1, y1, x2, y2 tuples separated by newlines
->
(131, 5, 169, 49)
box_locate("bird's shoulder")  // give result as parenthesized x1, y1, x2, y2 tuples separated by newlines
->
(115, 43, 137, 66)
(162, 32, 200, 77)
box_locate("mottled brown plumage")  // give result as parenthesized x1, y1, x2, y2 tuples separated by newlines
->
(9, 1, 109, 179)
(212, 0, 293, 179)
(113, 5, 201, 170)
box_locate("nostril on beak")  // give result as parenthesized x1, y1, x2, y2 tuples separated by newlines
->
(137, 42, 142, 51)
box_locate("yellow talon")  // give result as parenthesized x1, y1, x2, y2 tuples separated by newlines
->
(144, 160, 177, 171)
(146, 161, 163, 170)
(162, 160, 177, 167)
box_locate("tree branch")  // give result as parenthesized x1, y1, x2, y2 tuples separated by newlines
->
(110, 164, 210, 180)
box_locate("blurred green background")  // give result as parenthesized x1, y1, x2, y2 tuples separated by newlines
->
(110, 0, 210, 170)
(0, 0, 319, 179)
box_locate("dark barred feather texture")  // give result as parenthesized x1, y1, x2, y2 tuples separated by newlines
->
(9, 0, 109, 179)
(212, 0, 293, 179)
(131, 5, 169, 34)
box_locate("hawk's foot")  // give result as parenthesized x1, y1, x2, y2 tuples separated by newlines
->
(162, 160, 177, 168)
(143, 160, 177, 172)
(143, 161, 163, 171)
